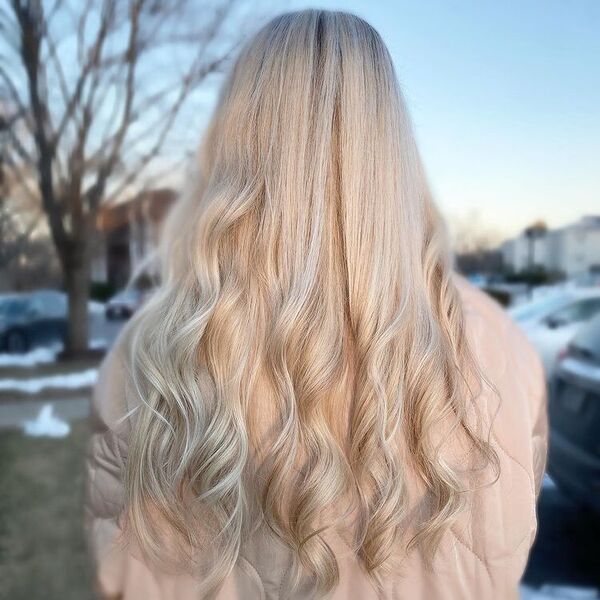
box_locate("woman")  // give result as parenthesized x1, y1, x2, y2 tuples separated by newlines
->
(85, 10, 548, 600)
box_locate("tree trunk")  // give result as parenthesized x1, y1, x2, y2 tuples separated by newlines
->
(63, 246, 90, 355)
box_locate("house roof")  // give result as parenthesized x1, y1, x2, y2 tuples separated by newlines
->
(97, 188, 178, 232)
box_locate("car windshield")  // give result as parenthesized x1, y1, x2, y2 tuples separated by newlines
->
(570, 315, 600, 362)
(30, 291, 67, 316)
(509, 294, 571, 322)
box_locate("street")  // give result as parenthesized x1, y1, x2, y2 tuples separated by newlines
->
(524, 479, 600, 591)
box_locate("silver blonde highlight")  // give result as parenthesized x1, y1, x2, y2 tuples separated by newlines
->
(122, 9, 500, 598)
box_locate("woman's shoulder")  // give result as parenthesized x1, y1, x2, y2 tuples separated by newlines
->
(448, 273, 548, 571)
(452, 272, 511, 325)
(91, 317, 140, 439)
(452, 272, 541, 373)
(452, 271, 547, 438)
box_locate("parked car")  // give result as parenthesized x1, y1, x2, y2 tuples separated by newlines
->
(547, 314, 600, 511)
(0, 290, 67, 353)
(105, 288, 145, 320)
(509, 289, 600, 377)
(467, 273, 489, 288)
(569, 271, 600, 289)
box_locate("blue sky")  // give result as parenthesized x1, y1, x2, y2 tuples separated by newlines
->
(18, 0, 594, 242)
(286, 0, 600, 239)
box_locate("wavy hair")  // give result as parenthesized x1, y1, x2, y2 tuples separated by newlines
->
(122, 9, 499, 598)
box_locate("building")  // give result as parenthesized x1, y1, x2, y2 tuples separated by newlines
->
(500, 226, 547, 273)
(500, 216, 600, 278)
(545, 216, 600, 276)
(93, 188, 178, 288)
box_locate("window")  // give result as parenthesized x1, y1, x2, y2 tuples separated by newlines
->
(31, 292, 67, 318)
(547, 297, 600, 326)
(577, 298, 600, 320)
(510, 294, 571, 322)
(0, 299, 27, 317)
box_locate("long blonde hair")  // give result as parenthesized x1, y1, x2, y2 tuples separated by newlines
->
(123, 9, 499, 598)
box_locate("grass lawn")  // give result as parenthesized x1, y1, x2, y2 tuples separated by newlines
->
(0, 421, 94, 600)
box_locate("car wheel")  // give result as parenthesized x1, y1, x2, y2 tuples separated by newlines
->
(5, 330, 28, 354)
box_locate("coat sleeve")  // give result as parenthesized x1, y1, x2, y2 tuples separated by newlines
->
(528, 344, 549, 501)
(503, 311, 549, 503)
(84, 336, 135, 599)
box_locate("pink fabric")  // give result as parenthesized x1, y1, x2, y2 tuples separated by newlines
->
(84, 274, 548, 599)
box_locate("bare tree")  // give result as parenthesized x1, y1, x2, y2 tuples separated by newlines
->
(1, 0, 250, 353)
(1, 107, 45, 270)
(450, 210, 503, 256)
(450, 211, 506, 276)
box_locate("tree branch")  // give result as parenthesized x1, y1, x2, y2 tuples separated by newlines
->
(11, 0, 67, 250)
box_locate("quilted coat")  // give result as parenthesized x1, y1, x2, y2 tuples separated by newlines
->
(84, 274, 548, 599)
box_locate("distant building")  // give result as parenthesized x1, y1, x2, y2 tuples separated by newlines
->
(500, 216, 600, 277)
(93, 188, 177, 288)
(500, 223, 548, 273)
(545, 216, 600, 276)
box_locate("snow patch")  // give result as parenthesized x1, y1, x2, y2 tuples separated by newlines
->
(0, 345, 61, 367)
(521, 585, 599, 599)
(90, 338, 108, 350)
(0, 339, 107, 368)
(88, 301, 106, 314)
(0, 368, 98, 393)
(22, 404, 70, 438)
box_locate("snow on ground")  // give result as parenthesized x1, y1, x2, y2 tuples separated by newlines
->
(88, 300, 106, 314)
(0, 368, 98, 394)
(89, 338, 108, 349)
(0, 345, 61, 367)
(0, 339, 107, 368)
(521, 585, 599, 599)
(22, 403, 70, 438)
